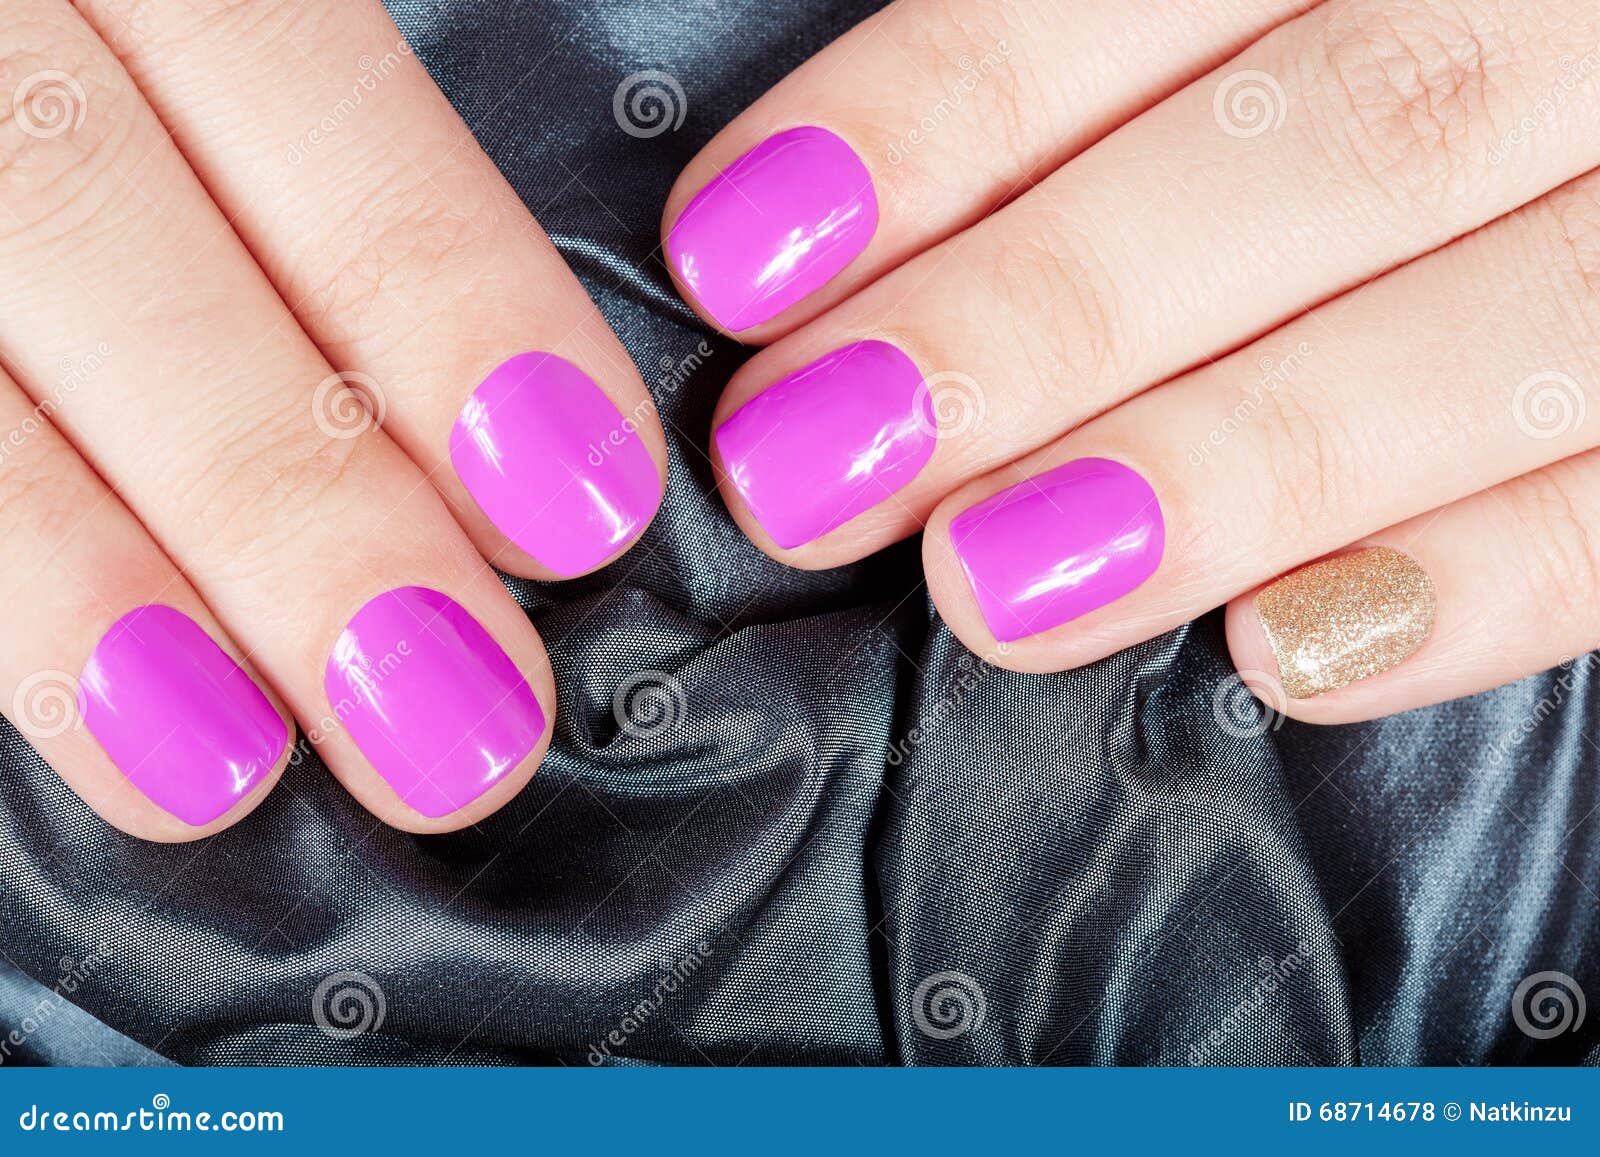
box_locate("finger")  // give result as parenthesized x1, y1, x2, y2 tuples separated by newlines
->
(0, 367, 290, 840)
(661, 0, 1316, 337)
(710, 0, 1600, 566)
(79, 0, 666, 580)
(1226, 446, 1600, 724)
(0, 1, 551, 830)
(922, 165, 1600, 672)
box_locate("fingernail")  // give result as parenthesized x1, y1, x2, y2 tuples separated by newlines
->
(1255, 546, 1435, 699)
(714, 341, 935, 549)
(667, 125, 877, 331)
(451, 353, 661, 577)
(950, 458, 1164, 642)
(78, 605, 286, 826)
(326, 587, 545, 818)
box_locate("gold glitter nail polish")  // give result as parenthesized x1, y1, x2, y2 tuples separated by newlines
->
(1255, 546, 1435, 699)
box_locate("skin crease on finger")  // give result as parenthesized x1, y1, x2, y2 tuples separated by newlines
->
(8, 0, 1600, 851)
(673, 0, 1600, 732)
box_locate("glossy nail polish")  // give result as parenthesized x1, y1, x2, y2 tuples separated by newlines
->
(1255, 546, 1435, 698)
(667, 126, 878, 331)
(451, 353, 661, 577)
(325, 587, 545, 818)
(78, 605, 286, 826)
(714, 341, 935, 549)
(950, 458, 1164, 642)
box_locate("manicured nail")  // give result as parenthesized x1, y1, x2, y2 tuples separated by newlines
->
(326, 587, 545, 818)
(667, 125, 878, 331)
(950, 458, 1164, 642)
(714, 341, 935, 549)
(78, 605, 286, 826)
(1255, 546, 1435, 699)
(451, 353, 661, 577)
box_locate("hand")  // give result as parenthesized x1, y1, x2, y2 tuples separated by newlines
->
(0, 0, 667, 839)
(665, 0, 1600, 723)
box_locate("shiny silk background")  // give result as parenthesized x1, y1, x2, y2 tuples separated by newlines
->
(2, 0, 1597, 1067)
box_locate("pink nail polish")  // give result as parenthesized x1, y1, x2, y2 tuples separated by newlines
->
(667, 126, 878, 331)
(77, 605, 286, 826)
(325, 587, 545, 819)
(714, 341, 935, 549)
(451, 353, 661, 577)
(950, 458, 1164, 642)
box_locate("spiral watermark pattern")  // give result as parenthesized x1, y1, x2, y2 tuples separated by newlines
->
(912, 970, 987, 1040)
(1212, 669, 1286, 739)
(915, 371, 987, 439)
(311, 970, 387, 1040)
(1512, 370, 1586, 440)
(12, 71, 88, 140)
(1511, 970, 1586, 1039)
(612, 671, 687, 740)
(612, 70, 687, 139)
(12, 670, 81, 740)
(1213, 70, 1287, 139)
(311, 371, 386, 439)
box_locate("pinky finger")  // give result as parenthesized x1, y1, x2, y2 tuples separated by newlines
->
(0, 371, 292, 841)
(1227, 449, 1600, 725)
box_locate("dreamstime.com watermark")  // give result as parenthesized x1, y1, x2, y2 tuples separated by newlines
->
(288, 639, 413, 764)
(0, 341, 112, 468)
(887, 647, 1008, 768)
(1511, 970, 1586, 1040)
(587, 940, 715, 1064)
(16, 1094, 283, 1134)
(912, 970, 987, 1041)
(586, 338, 712, 467)
(1484, 652, 1599, 765)
(612, 70, 687, 138)
(1188, 939, 1313, 1063)
(0, 941, 112, 1065)
(286, 42, 413, 164)
(887, 40, 1013, 165)
(1488, 53, 1600, 165)
(1187, 341, 1313, 465)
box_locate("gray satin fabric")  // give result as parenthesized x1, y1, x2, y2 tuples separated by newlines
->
(1, 0, 1596, 1067)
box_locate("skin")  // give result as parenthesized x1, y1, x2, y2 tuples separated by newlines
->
(7, 0, 1600, 839)
(665, 0, 1600, 726)
(0, 0, 669, 840)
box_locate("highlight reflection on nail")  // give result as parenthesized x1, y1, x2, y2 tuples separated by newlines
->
(325, 587, 545, 818)
(714, 341, 935, 548)
(950, 458, 1164, 642)
(1255, 546, 1435, 699)
(666, 126, 878, 331)
(78, 605, 286, 826)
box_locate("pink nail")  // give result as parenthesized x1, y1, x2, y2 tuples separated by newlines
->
(325, 587, 545, 818)
(714, 341, 935, 548)
(667, 126, 878, 331)
(78, 605, 286, 826)
(451, 353, 661, 577)
(950, 458, 1164, 642)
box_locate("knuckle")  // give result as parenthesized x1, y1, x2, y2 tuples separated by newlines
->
(0, 13, 130, 220)
(1310, 0, 1511, 205)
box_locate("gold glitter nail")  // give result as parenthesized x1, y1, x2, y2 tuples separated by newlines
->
(1255, 546, 1435, 699)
